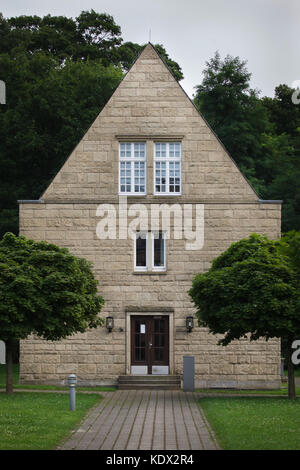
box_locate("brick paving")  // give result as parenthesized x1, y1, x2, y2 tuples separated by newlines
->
(59, 390, 220, 450)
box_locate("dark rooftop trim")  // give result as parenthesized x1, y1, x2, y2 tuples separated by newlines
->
(18, 198, 283, 204)
(258, 199, 283, 204)
(17, 199, 43, 204)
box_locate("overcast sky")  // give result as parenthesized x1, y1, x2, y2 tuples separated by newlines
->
(1, 0, 299, 98)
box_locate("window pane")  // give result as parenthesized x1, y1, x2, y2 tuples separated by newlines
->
(154, 232, 165, 267)
(168, 161, 180, 193)
(120, 161, 132, 193)
(134, 142, 146, 158)
(169, 143, 175, 157)
(133, 161, 145, 193)
(155, 143, 166, 158)
(155, 161, 167, 193)
(126, 143, 131, 157)
(120, 142, 146, 194)
(154, 142, 181, 194)
(136, 235, 147, 267)
(120, 142, 132, 157)
(169, 142, 181, 158)
(120, 143, 126, 158)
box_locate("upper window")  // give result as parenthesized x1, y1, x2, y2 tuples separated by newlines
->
(154, 142, 181, 195)
(119, 142, 146, 195)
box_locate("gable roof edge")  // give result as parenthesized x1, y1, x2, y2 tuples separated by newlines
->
(147, 42, 260, 200)
(39, 45, 150, 200)
(40, 42, 260, 201)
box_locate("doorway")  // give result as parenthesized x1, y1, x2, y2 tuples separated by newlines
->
(131, 316, 169, 375)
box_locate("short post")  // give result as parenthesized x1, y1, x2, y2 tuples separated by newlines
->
(68, 374, 77, 411)
(183, 356, 194, 392)
(281, 357, 285, 379)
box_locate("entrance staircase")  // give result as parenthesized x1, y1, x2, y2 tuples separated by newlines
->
(118, 375, 181, 390)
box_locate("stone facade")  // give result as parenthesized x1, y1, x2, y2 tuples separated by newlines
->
(19, 44, 282, 388)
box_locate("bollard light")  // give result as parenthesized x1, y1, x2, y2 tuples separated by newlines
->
(68, 373, 77, 387)
(68, 373, 77, 411)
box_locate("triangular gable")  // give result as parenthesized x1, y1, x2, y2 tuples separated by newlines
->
(41, 43, 258, 202)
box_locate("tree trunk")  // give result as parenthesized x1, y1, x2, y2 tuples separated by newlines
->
(287, 340, 296, 400)
(5, 339, 14, 395)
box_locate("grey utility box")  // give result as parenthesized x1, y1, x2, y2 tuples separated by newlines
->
(183, 356, 195, 392)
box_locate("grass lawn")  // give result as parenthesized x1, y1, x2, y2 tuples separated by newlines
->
(284, 369, 300, 377)
(199, 396, 300, 450)
(0, 364, 116, 392)
(0, 391, 102, 450)
(196, 383, 300, 396)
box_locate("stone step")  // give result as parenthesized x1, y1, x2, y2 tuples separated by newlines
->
(118, 383, 181, 390)
(118, 375, 181, 390)
(118, 375, 180, 382)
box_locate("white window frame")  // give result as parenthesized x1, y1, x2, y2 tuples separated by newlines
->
(119, 142, 146, 195)
(134, 231, 166, 272)
(134, 232, 148, 272)
(154, 142, 182, 196)
(151, 231, 166, 272)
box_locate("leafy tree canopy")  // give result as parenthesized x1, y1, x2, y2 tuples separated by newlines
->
(0, 10, 184, 79)
(0, 51, 123, 237)
(0, 10, 122, 64)
(189, 232, 300, 398)
(0, 232, 104, 393)
(194, 51, 270, 170)
(194, 52, 300, 232)
(0, 11, 183, 238)
(189, 233, 298, 345)
(0, 232, 104, 342)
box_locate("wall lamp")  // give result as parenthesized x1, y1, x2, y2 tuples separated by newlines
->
(186, 316, 194, 333)
(106, 316, 114, 333)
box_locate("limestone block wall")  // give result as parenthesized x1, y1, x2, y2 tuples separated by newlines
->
(19, 201, 282, 388)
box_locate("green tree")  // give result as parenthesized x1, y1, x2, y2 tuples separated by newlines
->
(193, 51, 270, 172)
(194, 52, 300, 232)
(262, 84, 300, 139)
(0, 11, 184, 238)
(0, 232, 104, 394)
(0, 10, 122, 64)
(0, 11, 183, 77)
(279, 231, 300, 379)
(261, 85, 300, 231)
(189, 233, 300, 399)
(0, 51, 123, 238)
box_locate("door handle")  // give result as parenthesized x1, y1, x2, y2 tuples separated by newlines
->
(149, 343, 152, 348)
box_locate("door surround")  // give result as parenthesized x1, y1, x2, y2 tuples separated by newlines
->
(125, 308, 174, 375)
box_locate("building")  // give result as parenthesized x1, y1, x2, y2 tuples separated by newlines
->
(19, 44, 281, 389)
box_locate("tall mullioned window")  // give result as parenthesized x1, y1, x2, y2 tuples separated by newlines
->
(119, 142, 146, 194)
(154, 142, 181, 195)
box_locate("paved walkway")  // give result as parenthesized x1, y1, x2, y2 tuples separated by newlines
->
(59, 390, 220, 451)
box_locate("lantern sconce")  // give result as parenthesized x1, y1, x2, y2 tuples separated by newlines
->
(186, 315, 194, 333)
(106, 316, 114, 333)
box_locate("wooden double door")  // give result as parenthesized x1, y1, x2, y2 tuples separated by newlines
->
(131, 316, 169, 375)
